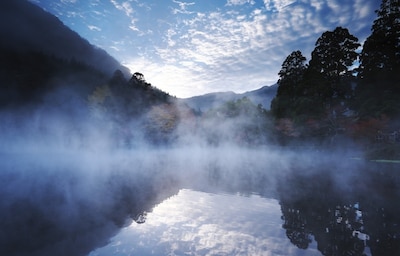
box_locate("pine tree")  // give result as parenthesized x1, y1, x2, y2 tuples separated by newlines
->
(271, 50, 307, 118)
(359, 0, 400, 80)
(307, 27, 360, 101)
(355, 0, 400, 118)
(310, 27, 360, 78)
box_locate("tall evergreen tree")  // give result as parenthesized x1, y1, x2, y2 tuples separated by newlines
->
(287, 27, 361, 120)
(307, 27, 360, 101)
(356, 0, 400, 117)
(271, 50, 307, 118)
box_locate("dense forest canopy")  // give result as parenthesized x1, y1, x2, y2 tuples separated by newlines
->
(270, 0, 400, 149)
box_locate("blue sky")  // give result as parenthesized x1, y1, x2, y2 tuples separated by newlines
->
(30, 0, 381, 98)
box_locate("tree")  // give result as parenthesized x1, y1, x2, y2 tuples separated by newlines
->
(356, 0, 400, 117)
(308, 27, 360, 101)
(277, 50, 307, 95)
(271, 50, 307, 118)
(309, 27, 360, 78)
(359, 0, 400, 80)
(133, 72, 145, 82)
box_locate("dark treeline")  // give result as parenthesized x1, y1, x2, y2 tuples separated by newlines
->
(270, 0, 400, 151)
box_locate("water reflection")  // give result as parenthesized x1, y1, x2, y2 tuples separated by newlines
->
(2, 149, 400, 256)
(278, 164, 400, 256)
(0, 152, 180, 256)
(90, 189, 321, 256)
(89, 162, 400, 256)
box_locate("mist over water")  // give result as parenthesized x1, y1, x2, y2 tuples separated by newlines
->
(0, 89, 396, 256)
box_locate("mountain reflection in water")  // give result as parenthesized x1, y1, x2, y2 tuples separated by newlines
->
(89, 189, 321, 256)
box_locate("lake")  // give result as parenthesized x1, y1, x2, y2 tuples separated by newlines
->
(1, 149, 400, 256)
(89, 189, 321, 256)
(87, 159, 400, 256)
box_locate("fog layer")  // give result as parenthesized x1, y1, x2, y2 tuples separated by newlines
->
(0, 85, 371, 255)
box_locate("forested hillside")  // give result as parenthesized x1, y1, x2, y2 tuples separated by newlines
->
(270, 0, 400, 154)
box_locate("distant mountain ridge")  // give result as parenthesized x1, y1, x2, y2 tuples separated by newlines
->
(181, 84, 278, 112)
(0, 0, 130, 77)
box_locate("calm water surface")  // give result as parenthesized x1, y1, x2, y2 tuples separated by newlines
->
(1, 150, 399, 256)
(89, 189, 322, 256)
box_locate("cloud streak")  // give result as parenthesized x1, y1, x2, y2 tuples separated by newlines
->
(226, 0, 255, 6)
(171, 0, 196, 15)
(110, 0, 134, 16)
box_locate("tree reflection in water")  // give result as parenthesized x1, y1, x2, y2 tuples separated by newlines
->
(278, 163, 400, 256)
(0, 153, 180, 256)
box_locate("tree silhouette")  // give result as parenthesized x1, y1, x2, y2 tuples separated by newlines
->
(309, 27, 360, 79)
(355, 0, 400, 118)
(306, 27, 360, 109)
(271, 50, 307, 119)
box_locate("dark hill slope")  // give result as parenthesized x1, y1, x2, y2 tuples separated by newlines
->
(0, 0, 129, 77)
(0, 0, 133, 108)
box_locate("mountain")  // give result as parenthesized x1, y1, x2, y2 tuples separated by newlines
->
(181, 84, 278, 112)
(242, 84, 278, 110)
(0, 0, 129, 77)
(0, 0, 135, 107)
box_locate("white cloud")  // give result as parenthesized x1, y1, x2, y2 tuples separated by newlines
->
(326, 0, 352, 24)
(88, 25, 101, 31)
(226, 0, 255, 6)
(307, 0, 324, 11)
(66, 11, 84, 18)
(92, 10, 104, 16)
(122, 1, 134, 16)
(109, 46, 121, 52)
(354, 0, 374, 19)
(129, 19, 139, 31)
(171, 0, 195, 15)
(263, 0, 297, 11)
(165, 28, 177, 47)
(326, 0, 341, 14)
(109, 0, 143, 34)
(110, 0, 134, 16)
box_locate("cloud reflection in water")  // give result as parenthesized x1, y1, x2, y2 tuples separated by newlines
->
(90, 189, 321, 255)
